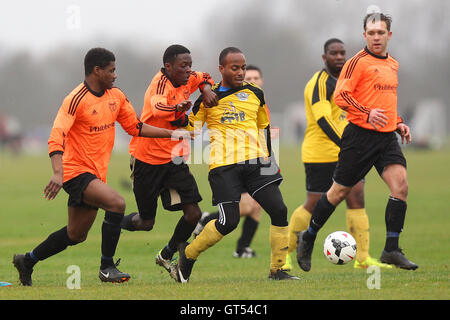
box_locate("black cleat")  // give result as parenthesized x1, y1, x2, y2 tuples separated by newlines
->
(380, 249, 418, 270)
(268, 269, 300, 280)
(296, 231, 314, 272)
(13, 254, 33, 286)
(176, 242, 195, 283)
(99, 259, 131, 283)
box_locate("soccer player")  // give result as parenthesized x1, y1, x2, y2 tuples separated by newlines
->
(284, 38, 391, 270)
(193, 65, 268, 259)
(12, 48, 191, 286)
(297, 13, 418, 271)
(175, 47, 299, 282)
(120, 45, 217, 278)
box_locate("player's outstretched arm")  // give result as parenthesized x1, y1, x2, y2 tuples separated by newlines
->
(140, 123, 193, 140)
(44, 153, 63, 200)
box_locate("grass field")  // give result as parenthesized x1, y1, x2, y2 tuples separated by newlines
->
(0, 145, 449, 301)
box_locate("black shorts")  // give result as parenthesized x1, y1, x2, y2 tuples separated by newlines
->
(208, 161, 283, 206)
(333, 122, 407, 187)
(62, 172, 99, 210)
(304, 162, 337, 193)
(131, 157, 202, 220)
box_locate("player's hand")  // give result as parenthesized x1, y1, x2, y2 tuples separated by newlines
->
(44, 172, 63, 200)
(368, 108, 388, 130)
(202, 87, 218, 108)
(172, 129, 194, 140)
(396, 123, 412, 144)
(175, 100, 192, 112)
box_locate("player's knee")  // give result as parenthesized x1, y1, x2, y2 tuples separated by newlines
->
(215, 202, 240, 236)
(109, 196, 126, 213)
(393, 180, 408, 200)
(182, 204, 202, 225)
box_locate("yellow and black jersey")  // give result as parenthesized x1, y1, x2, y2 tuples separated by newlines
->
(188, 81, 271, 170)
(302, 69, 348, 163)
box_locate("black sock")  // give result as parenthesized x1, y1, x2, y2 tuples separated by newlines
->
(384, 196, 407, 252)
(236, 216, 259, 251)
(101, 211, 123, 269)
(120, 212, 138, 231)
(305, 194, 336, 241)
(25, 226, 79, 268)
(163, 216, 196, 260)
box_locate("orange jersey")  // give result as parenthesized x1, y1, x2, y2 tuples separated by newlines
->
(48, 82, 142, 183)
(334, 47, 402, 132)
(129, 69, 213, 164)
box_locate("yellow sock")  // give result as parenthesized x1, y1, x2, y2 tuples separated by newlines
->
(185, 220, 223, 260)
(287, 205, 312, 253)
(270, 225, 289, 272)
(346, 208, 370, 262)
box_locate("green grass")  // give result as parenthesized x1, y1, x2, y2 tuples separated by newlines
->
(0, 146, 449, 300)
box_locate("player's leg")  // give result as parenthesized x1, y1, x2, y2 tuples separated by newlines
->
(176, 165, 241, 282)
(234, 192, 261, 258)
(251, 182, 299, 280)
(345, 180, 392, 269)
(13, 173, 98, 286)
(82, 178, 131, 282)
(379, 163, 417, 269)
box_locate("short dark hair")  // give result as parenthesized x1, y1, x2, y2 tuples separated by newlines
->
(246, 64, 262, 76)
(219, 47, 242, 65)
(323, 38, 344, 53)
(163, 44, 190, 64)
(363, 13, 392, 31)
(84, 48, 115, 76)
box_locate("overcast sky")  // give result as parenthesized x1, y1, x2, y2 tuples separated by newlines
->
(0, 0, 224, 55)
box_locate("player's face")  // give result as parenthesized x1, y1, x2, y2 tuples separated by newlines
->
(244, 69, 263, 87)
(165, 53, 192, 86)
(98, 61, 117, 90)
(364, 20, 392, 56)
(219, 52, 246, 88)
(323, 42, 346, 75)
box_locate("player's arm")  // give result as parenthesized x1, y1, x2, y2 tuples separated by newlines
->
(257, 102, 272, 157)
(116, 92, 192, 140)
(310, 99, 342, 147)
(45, 97, 77, 200)
(189, 71, 218, 107)
(186, 94, 207, 134)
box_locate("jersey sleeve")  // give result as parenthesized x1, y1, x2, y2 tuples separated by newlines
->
(47, 96, 77, 156)
(309, 76, 342, 146)
(187, 95, 207, 132)
(188, 71, 214, 94)
(334, 58, 371, 120)
(150, 87, 185, 122)
(115, 90, 142, 136)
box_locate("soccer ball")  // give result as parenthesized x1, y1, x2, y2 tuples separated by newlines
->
(323, 231, 357, 265)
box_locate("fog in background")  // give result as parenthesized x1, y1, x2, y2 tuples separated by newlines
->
(1, 0, 449, 151)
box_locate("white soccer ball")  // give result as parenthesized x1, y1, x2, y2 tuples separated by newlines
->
(323, 231, 357, 265)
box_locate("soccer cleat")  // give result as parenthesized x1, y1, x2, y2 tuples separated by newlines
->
(380, 249, 418, 270)
(354, 256, 393, 269)
(192, 211, 210, 238)
(296, 231, 314, 272)
(233, 247, 256, 258)
(268, 269, 300, 280)
(281, 252, 293, 271)
(176, 242, 196, 283)
(12, 254, 33, 286)
(155, 249, 178, 280)
(99, 258, 131, 283)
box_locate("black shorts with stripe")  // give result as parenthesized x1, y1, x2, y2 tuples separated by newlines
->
(333, 122, 407, 187)
(131, 157, 202, 220)
(208, 160, 283, 206)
